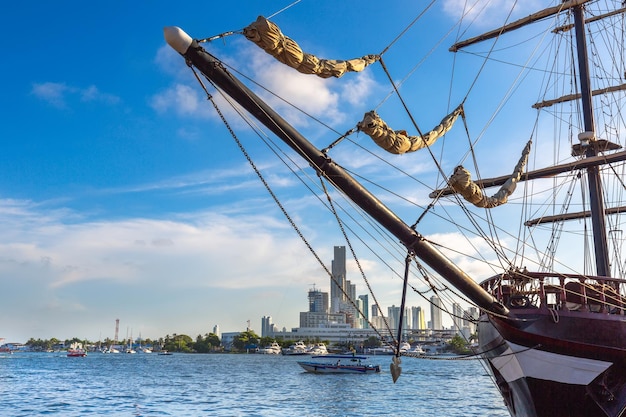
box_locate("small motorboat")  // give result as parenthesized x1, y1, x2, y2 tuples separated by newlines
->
(67, 349, 87, 357)
(297, 355, 380, 374)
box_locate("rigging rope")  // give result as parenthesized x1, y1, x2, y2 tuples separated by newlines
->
(186, 63, 376, 335)
(318, 176, 394, 342)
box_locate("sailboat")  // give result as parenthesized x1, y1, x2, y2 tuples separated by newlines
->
(163, 1, 626, 416)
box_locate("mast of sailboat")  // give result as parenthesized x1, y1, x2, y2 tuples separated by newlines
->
(450, 0, 614, 278)
(571, 3, 611, 277)
(163, 27, 509, 317)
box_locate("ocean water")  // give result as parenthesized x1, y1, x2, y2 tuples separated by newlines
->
(0, 352, 509, 416)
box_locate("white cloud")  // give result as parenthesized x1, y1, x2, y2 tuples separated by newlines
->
(31, 82, 121, 109)
(153, 40, 383, 131)
(0, 198, 327, 340)
(31, 82, 70, 108)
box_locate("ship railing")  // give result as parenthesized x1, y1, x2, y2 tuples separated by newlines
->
(480, 271, 626, 315)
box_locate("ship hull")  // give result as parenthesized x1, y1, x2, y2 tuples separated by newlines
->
(478, 310, 626, 417)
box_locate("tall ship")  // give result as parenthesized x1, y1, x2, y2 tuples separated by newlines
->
(163, 1, 626, 416)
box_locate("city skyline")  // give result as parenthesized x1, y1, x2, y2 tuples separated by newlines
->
(257, 246, 474, 341)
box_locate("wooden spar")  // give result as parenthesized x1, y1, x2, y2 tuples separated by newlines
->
(429, 149, 626, 198)
(449, 0, 591, 52)
(533, 83, 626, 109)
(552, 7, 626, 34)
(163, 27, 509, 317)
(525, 205, 626, 227)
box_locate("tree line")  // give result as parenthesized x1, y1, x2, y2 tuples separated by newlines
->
(23, 332, 222, 353)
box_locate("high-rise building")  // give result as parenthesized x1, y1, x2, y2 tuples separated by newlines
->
(430, 295, 443, 330)
(388, 305, 400, 331)
(411, 306, 426, 330)
(372, 304, 379, 317)
(308, 288, 329, 313)
(358, 294, 369, 328)
(330, 246, 346, 313)
(452, 302, 464, 332)
(463, 306, 478, 335)
(261, 316, 273, 337)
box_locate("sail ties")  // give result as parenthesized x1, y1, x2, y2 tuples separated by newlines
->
(357, 104, 464, 154)
(243, 16, 379, 78)
(449, 140, 531, 208)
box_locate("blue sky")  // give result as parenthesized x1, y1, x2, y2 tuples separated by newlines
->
(0, 0, 547, 343)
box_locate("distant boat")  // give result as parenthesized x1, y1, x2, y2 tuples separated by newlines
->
(282, 341, 307, 356)
(306, 343, 328, 355)
(297, 355, 380, 374)
(158, 350, 173, 356)
(67, 349, 86, 357)
(366, 346, 394, 355)
(259, 342, 281, 354)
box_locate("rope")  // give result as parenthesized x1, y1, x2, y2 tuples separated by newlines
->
(185, 64, 367, 330)
(198, 0, 301, 43)
(378, 0, 436, 57)
(395, 253, 413, 357)
(319, 176, 394, 342)
(405, 342, 541, 361)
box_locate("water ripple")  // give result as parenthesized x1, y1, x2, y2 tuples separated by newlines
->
(0, 352, 509, 416)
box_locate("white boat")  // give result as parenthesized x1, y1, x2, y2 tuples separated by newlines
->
(366, 346, 394, 355)
(408, 345, 425, 356)
(282, 341, 307, 356)
(399, 342, 411, 353)
(297, 355, 380, 374)
(306, 343, 328, 355)
(259, 342, 281, 354)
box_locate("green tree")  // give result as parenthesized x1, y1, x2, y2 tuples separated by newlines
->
(448, 334, 470, 354)
(233, 330, 259, 351)
(164, 334, 193, 352)
(259, 336, 279, 348)
(363, 336, 382, 348)
(194, 333, 222, 353)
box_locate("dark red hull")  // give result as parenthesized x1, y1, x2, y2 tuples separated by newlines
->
(478, 294, 626, 417)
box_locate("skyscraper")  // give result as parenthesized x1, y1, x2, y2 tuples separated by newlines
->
(411, 306, 426, 330)
(430, 295, 443, 330)
(308, 288, 329, 313)
(452, 302, 463, 332)
(358, 294, 369, 328)
(388, 305, 400, 331)
(261, 316, 273, 337)
(330, 246, 346, 313)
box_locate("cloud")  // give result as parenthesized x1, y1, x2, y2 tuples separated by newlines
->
(31, 82, 69, 108)
(0, 196, 330, 340)
(31, 82, 121, 109)
(153, 40, 383, 130)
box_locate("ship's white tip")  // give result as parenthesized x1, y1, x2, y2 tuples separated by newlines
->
(164, 26, 193, 55)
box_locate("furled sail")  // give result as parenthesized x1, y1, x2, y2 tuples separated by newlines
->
(449, 141, 531, 208)
(357, 104, 463, 154)
(243, 16, 379, 78)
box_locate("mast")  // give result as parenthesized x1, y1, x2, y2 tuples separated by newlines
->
(450, 1, 615, 278)
(572, 4, 611, 277)
(163, 27, 508, 317)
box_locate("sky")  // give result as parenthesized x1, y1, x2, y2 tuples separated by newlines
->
(0, 0, 549, 343)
